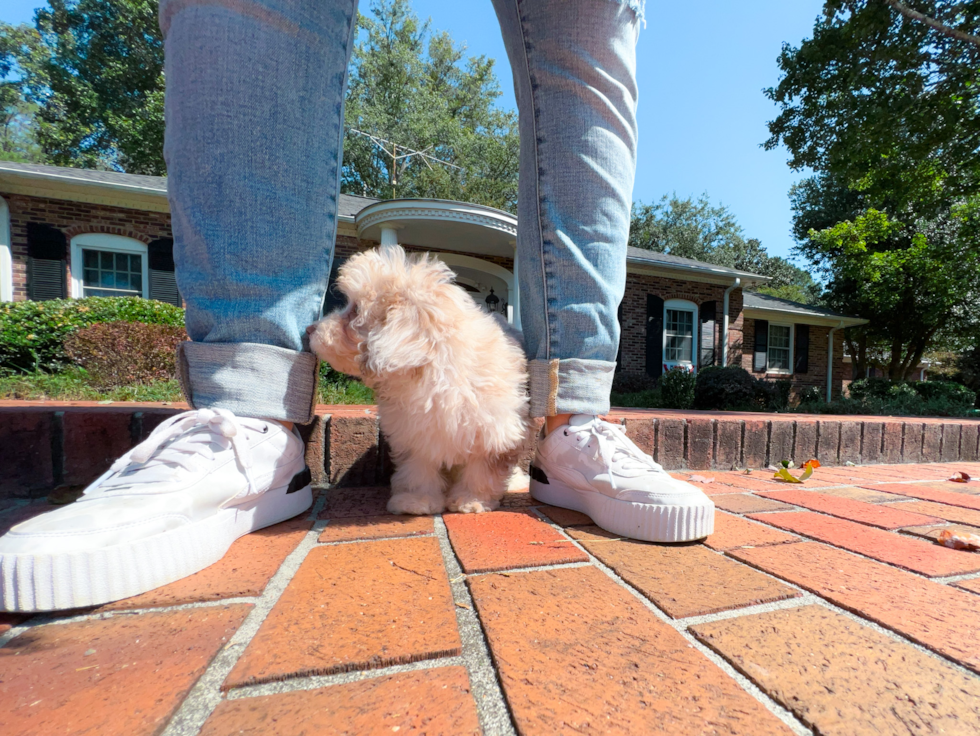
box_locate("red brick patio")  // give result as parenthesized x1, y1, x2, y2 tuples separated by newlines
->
(3, 462, 980, 735)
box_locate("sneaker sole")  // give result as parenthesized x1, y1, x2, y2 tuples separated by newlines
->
(0, 480, 313, 612)
(530, 476, 713, 543)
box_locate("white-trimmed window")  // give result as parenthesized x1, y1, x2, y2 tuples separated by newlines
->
(663, 299, 698, 371)
(767, 323, 793, 373)
(70, 234, 149, 299)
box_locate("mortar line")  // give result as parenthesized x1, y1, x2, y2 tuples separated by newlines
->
(225, 654, 467, 699)
(526, 508, 813, 736)
(432, 515, 518, 736)
(160, 489, 329, 736)
(314, 532, 434, 546)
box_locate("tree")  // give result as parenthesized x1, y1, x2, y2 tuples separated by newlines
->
(341, 0, 519, 211)
(765, 0, 980, 214)
(2, 1, 166, 174)
(803, 207, 980, 379)
(629, 193, 822, 303)
(0, 24, 42, 163)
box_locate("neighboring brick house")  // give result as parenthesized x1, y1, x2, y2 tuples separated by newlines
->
(0, 161, 865, 401)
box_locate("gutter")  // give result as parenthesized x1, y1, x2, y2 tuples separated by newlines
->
(827, 321, 844, 403)
(721, 277, 740, 366)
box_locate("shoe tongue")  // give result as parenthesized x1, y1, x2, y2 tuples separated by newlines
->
(568, 414, 597, 428)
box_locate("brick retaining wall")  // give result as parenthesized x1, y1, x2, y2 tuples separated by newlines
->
(2, 402, 977, 500)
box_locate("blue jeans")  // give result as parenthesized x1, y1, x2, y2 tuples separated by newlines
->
(161, 0, 642, 422)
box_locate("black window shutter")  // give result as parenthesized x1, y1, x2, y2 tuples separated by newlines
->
(27, 223, 67, 300)
(147, 238, 181, 306)
(699, 300, 716, 369)
(321, 256, 349, 316)
(794, 324, 810, 374)
(645, 294, 664, 377)
(753, 319, 769, 372)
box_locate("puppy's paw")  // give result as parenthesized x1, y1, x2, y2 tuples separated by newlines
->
(446, 497, 499, 514)
(387, 493, 445, 516)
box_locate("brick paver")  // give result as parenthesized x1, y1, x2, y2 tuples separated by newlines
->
(710, 493, 795, 514)
(731, 542, 980, 671)
(692, 605, 980, 736)
(443, 510, 588, 573)
(317, 514, 433, 543)
(201, 668, 480, 736)
(756, 489, 942, 529)
(567, 526, 800, 618)
(749, 511, 980, 577)
(6, 446, 980, 736)
(702, 511, 800, 551)
(954, 577, 980, 595)
(868, 482, 980, 511)
(225, 538, 460, 688)
(883, 498, 980, 526)
(102, 518, 311, 611)
(0, 605, 251, 736)
(468, 566, 795, 736)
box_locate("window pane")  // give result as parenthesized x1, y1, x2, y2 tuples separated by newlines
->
(84, 269, 98, 284)
(83, 249, 97, 268)
(100, 251, 113, 270)
(131, 272, 142, 293)
(768, 325, 791, 370)
(101, 270, 115, 288)
(665, 309, 694, 363)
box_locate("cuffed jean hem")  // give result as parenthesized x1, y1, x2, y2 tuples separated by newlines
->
(528, 358, 616, 418)
(177, 342, 319, 424)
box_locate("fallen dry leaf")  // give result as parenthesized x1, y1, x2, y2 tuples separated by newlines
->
(937, 529, 980, 551)
(948, 471, 972, 483)
(688, 474, 713, 484)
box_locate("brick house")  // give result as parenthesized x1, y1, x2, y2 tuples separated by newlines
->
(0, 161, 864, 400)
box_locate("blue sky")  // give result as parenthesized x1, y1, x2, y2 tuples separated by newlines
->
(5, 0, 825, 260)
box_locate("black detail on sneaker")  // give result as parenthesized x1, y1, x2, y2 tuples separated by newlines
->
(529, 463, 549, 484)
(286, 467, 312, 494)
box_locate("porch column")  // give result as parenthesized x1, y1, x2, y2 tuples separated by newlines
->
(511, 240, 521, 330)
(380, 225, 401, 246)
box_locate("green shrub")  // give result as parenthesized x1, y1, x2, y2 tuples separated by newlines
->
(660, 367, 696, 409)
(0, 297, 185, 374)
(610, 387, 663, 409)
(848, 377, 918, 403)
(693, 366, 759, 411)
(912, 380, 976, 411)
(769, 379, 792, 412)
(64, 322, 188, 389)
(797, 385, 823, 405)
(612, 372, 659, 394)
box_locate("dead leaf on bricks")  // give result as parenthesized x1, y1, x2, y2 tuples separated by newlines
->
(936, 529, 980, 551)
(948, 471, 972, 483)
(688, 475, 713, 484)
(773, 459, 821, 484)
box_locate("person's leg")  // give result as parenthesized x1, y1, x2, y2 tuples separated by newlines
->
(492, 0, 641, 420)
(164, 0, 359, 424)
(492, 0, 714, 543)
(0, 0, 360, 612)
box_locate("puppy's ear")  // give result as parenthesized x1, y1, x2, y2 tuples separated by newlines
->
(363, 297, 446, 374)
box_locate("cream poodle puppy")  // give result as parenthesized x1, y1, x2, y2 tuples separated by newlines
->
(308, 245, 531, 515)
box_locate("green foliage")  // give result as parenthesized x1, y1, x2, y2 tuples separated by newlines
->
(797, 385, 824, 406)
(64, 321, 187, 389)
(766, 0, 980, 213)
(1, 24, 42, 163)
(318, 363, 375, 405)
(0, 297, 185, 374)
(0, 366, 184, 402)
(839, 376, 976, 415)
(693, 366, 758, 410)
(659, 367, 696, 410)
(1, 1, 165, 173)
(341, 0, 519, 211)
(629, 193, 821, 303)
(609, 387, 662, 409)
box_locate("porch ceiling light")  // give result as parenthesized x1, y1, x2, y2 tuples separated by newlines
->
(485, 287, 500, 313)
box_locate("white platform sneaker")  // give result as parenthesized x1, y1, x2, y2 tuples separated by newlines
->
(530, 414, 714, 542)
(0, 408, 312, 612)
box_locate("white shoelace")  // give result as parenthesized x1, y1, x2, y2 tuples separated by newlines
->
(572, 419, 662, 491)
(104, 408, 258, 494)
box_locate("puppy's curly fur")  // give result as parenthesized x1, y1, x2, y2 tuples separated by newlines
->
(308, 245, 531, 514)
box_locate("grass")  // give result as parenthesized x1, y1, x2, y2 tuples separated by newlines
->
(0, 367, 376, 405)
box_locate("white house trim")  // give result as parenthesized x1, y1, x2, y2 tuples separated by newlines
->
(765, 322, 794, 375)
(432, 252, 517, 325)
(663, 298, 698, 372)
(69, 233, 149, 299)
(0, 196, 11, 302)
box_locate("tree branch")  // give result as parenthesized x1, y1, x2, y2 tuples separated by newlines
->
(883, 0, 980, 49)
